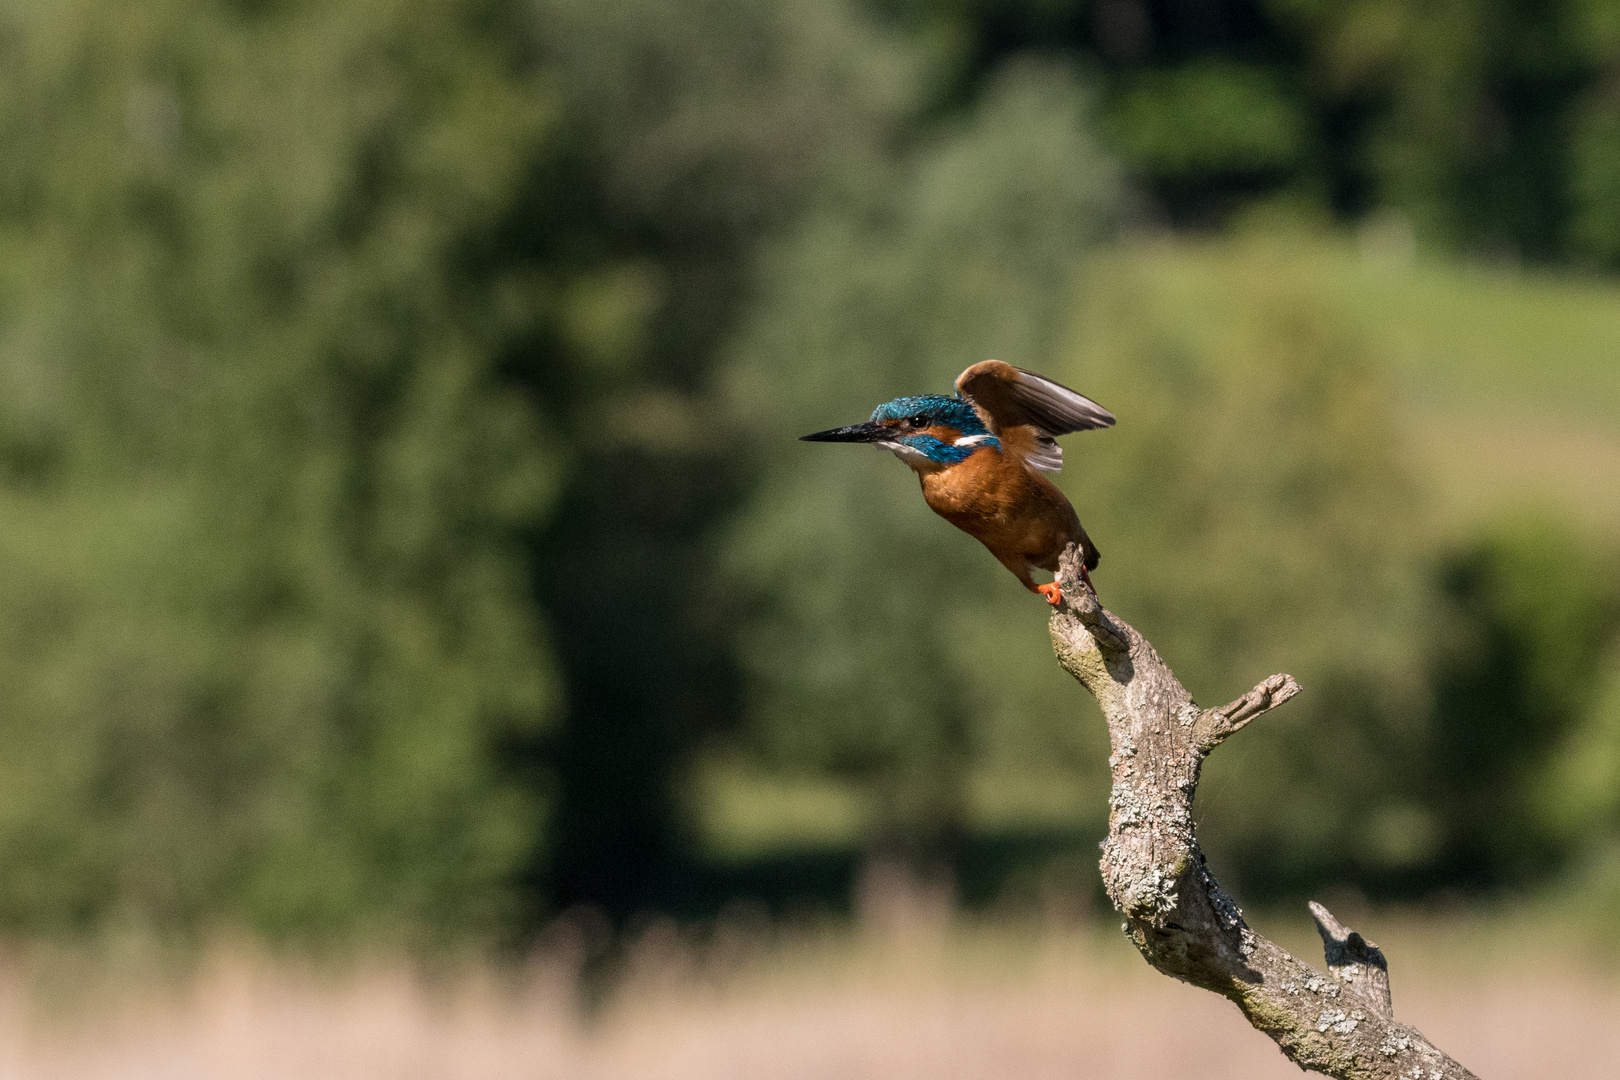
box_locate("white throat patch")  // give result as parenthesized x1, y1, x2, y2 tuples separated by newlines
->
(876, 440, 940, 470)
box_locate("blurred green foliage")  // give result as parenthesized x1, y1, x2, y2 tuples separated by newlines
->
(1065, 257, 1435, 897)
(900, 0, 1620, 263)
(1428, 518, 1620, 888)
(0, 0, 1617, 946)
(1111, 61, 1305, 178)
(728, 207, 1442, 890)
(723, 61, 1119, 864)
(0, 0, 557, 938)
(518, 0, 923, 919)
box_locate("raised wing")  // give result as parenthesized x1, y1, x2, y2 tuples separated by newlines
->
(955, 360, 1114, 473)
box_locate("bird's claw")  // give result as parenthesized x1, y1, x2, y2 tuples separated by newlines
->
(1036, 582, 1062, 606)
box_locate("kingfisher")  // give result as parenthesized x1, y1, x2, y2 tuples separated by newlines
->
(801, 360, 1115, 606)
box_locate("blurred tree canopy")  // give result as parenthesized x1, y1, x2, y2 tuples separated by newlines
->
(516, 0, 923, 919)
(728, 218, 1449, 894)
(0, 0, 559, 938)
(723, 62, 1120, 869)
(0, 0, 932, 935)
(894, 0, 1620, 265)
(0, 0, 1617, 946)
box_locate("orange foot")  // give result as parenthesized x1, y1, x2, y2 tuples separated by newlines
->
(1035, 582, 1062, 606)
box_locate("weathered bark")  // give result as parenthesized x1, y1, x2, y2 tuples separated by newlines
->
(1049, 545, 1476, 1080)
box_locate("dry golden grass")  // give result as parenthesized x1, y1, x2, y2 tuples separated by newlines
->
(0, 899, 1612, 1080)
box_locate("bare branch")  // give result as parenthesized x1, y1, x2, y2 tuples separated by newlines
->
(1310, 901, 1393, 1021)
(1060, 567, 1129, 656)
(1196, 672, 1303, 751)
(1049, 544, 1477, 1080)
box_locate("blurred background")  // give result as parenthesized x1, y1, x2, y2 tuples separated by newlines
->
(0, 0, 1618, 1074)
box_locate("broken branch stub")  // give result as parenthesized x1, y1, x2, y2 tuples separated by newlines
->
(1049, 545, 1476, 1080)
(1310, 901, 1393, 1020)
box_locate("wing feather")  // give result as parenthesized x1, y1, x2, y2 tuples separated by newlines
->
(955, 360, 1113, 474)
(1025, 436, 1063, 474)
(955, 360, 1115, 436)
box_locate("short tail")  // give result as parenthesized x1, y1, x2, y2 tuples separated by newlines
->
(1078, 526, 1100, 572)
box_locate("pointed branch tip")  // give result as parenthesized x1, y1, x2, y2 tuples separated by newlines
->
(1309, 901, 1393, 1020)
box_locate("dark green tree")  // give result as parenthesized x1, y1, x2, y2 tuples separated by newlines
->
(1424, 518, 1620, 889)
(0, 0, 559, 939)
(511, 0, 922, 918)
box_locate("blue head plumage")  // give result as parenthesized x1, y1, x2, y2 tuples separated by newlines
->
(800, 391, 1000, 466)
(869, 393, 998, 465)
(869, 395, 987, 431)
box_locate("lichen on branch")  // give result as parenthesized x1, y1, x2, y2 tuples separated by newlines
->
(1049, 545, 1476, 1080)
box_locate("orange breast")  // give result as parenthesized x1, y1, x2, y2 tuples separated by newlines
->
(918, 446, 1082, 568)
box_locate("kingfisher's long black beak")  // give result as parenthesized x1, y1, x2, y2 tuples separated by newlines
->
(800, 421, 886, 443)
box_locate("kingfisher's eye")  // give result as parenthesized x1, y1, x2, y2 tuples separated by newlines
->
(911, 415, 929, 428)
